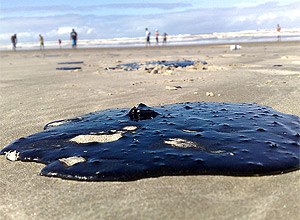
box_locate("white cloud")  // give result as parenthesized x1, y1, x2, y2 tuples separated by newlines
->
(234, 0, 299, 8)
(86, 28, 95, 35)
(231, 15, 256, 24)
(0, 33, 12, 41)
(76, 27, 96, 35)
(235, 0, 272, 8)
(44, 26, 96, 40)
(257, 13, 278, 24)
(57, 27, 74, 35)
(286, 9, 300, 21)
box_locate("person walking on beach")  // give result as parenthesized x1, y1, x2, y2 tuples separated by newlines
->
(70, 29, 78, 49)
(145, 28, 151, 47)
(277, 24, 281, 41)
(58, 39, 62, 49)
(163, 33, 167, 46)
(11, 34, 17, 50)
(39, 34, 44, 50)
(155, 29, 159, 46)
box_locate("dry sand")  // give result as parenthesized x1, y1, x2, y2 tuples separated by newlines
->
(0, 41, 299, 220)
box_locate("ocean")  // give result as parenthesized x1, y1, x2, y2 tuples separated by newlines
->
(1, 28, 299, 51)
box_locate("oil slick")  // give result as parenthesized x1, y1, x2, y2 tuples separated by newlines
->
(1, 102, 299, 181)
(105, 60, 207, 72)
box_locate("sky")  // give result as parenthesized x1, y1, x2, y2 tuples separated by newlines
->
(0, 0, 299, 43)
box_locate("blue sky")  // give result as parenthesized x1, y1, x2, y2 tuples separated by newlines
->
(0, 0, 299, 43)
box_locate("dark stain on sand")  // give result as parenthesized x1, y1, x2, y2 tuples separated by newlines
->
(1, 102, 299, 181)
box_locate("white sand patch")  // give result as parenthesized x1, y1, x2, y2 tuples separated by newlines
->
(47, 121, 66, 127)
(123, 126, 137, 131)
(70, 132, 122, 144)
(210, 150, 227, 154)
(59, 156, 86, 167)
(182, 129, 197, 133)
(164, 138, 198, 148)
(5, 150, 20, 161)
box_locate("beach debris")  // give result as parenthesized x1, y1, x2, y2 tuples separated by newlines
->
(56, 61, 84, 70)
(206, 92, 215, 97)
(273, 65, 283, 67)
(57, 62, 84, 64)
(230, 45, 242, 51)
(128, 103, 159, 121)
(105, 60, 208, 74)
(1, 102, 299, 181)
(56, 67, 82, 70)
(165, 86, 182, 90)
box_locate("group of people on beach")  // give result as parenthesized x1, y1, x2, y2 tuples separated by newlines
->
(10, 27, 167, 50)
(145, 28, 167, 47)
(10, 24, 283, 50)
(10, 29, 78, 50)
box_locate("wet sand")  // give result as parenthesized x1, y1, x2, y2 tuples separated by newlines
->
(0, 41, 299, 220)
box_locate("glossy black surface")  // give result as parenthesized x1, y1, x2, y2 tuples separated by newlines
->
(1, 102, 299, 181)
(56, 67, 82, 70)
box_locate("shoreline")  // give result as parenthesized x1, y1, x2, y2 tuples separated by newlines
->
(0, 40, 299, 220)
(1, 39, 299, 53)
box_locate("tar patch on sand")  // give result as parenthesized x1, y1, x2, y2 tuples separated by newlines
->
(1, 102, 299, 181)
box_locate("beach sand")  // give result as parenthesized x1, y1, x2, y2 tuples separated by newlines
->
(0, 41, 299, 220)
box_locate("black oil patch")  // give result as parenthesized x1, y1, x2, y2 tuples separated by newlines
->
(57, 62, 84, 64)
(1, 102, 299, 181)
(56, 67, 82, 70)
(105, 60, 207, 71)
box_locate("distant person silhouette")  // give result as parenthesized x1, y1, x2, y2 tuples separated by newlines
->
(155, 29, 159, 46)
(277, 24, 281, 41)
(163, 33, 168, 46)
(58, 39, 62, 49)
(70, 29, 78, 48)
(39, 34, 44, 50)
(11, 34, 17, 50)
(145, 28, 151, 47)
